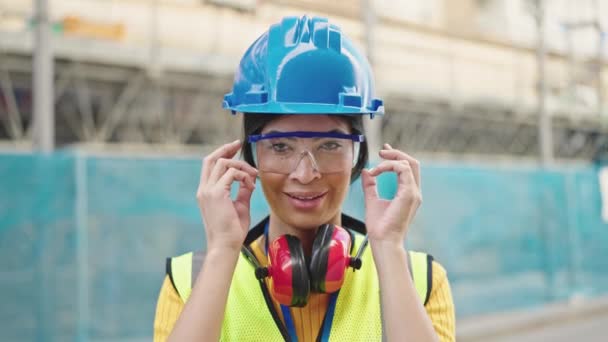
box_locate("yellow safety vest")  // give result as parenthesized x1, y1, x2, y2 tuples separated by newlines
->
(167, 232, 433, 341)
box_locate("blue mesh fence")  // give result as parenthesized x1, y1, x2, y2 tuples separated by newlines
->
(0, 151, 607, 341)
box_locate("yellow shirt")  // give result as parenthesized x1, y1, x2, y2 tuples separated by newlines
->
(154, 237, 456, 341)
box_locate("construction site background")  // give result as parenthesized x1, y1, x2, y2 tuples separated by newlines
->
(0, 1, 607, 341)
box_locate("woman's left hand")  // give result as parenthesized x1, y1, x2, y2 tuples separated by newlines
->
(361, 143, 422, 247)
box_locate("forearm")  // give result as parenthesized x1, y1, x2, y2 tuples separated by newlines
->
(371, 240, 438, 342)
(168, 247, 239, 342)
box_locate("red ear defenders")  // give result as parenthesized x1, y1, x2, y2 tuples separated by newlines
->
(243, 224, 367, 307)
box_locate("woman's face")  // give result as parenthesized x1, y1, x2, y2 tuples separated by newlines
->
(258, 115, 353, 230)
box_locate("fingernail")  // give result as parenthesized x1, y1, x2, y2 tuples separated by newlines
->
(385, 143, 392, 149)
(233, 139, 241, 144)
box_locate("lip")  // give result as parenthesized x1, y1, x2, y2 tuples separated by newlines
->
(284, 191, 328, 211)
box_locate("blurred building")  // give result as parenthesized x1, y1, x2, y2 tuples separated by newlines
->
(0, 0, 606, 159)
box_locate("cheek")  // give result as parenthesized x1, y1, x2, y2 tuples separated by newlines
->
(326, 172, 351, 202)
(259, 174, 285, 205)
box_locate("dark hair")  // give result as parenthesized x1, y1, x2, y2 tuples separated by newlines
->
(241, 114, 368, 183)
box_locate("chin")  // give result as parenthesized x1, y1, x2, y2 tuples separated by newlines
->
(283, 210, 336, 230)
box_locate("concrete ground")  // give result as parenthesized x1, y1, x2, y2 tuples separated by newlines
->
(489, 313, 608, 342)
(457, 296, 608, 342)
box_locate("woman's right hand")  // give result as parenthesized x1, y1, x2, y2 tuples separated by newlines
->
(196, 140, 258, 252)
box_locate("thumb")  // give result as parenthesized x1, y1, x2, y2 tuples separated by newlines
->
(361, 169, 379, 202)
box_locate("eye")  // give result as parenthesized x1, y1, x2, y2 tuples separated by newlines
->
(320, 141, 342, 151)
(271, 142, 291, 153)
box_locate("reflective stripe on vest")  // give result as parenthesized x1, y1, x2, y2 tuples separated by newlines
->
(166, 234, 433, 341)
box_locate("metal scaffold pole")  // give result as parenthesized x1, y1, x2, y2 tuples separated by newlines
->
(361, 0, 382, 159)
(535, 0, 553, 166)
(594, 0, 604, 119)
(33, 0, 55, 152)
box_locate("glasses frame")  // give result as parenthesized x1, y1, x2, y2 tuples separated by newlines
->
(248, 131, 365, 143)
(247, 131, 364, 174)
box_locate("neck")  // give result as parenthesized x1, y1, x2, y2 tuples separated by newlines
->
(267, 213, 342, 256)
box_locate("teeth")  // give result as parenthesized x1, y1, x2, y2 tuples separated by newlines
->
(290, 194, 322, 200)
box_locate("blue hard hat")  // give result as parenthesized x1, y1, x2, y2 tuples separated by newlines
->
(223, 15, 384, 118)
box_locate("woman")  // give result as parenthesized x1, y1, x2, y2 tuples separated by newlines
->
(154, 15, 455, 341)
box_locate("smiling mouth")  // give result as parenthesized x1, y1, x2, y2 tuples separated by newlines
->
(285, 192, 327, 200)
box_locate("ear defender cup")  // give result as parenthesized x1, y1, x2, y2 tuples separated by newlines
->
(268, 234, 310, 307)
(309, 224, 352, 293)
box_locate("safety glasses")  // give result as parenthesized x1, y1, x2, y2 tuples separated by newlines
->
(248, 131, 364, 174)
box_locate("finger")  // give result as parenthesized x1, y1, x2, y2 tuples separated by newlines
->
(234, 177, 255, 209)
(361, 169, 379, 202)
(378, 148, 420, 188)
(368, 160, 410, 176)
(209, 158, 258, 184)
(368, 160, 417, 191)
(201, 140, 241, 185)
(217, 168, 255, 191)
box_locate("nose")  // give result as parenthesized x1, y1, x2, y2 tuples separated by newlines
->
(289, 151, 321, 183)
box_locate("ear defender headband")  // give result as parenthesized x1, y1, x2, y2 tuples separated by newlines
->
(242, 224, 368, 307)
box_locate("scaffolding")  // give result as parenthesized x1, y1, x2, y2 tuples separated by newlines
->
(382, 94, 608, 161)
(0, 28, 237, 147)
(561, 0, 606, 118)
(0, 0, 607, 161)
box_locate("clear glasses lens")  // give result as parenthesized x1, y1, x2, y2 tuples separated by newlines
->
(252, 137, 358, 174)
